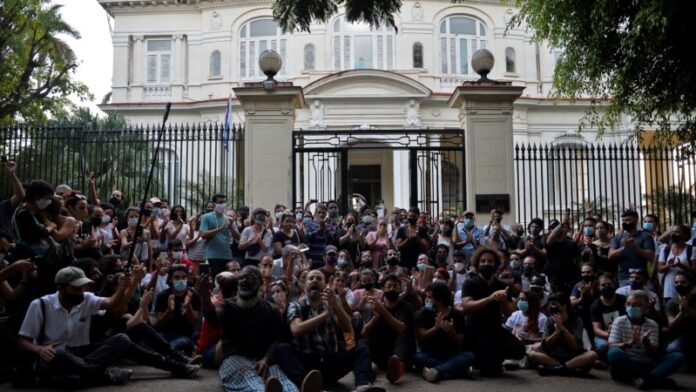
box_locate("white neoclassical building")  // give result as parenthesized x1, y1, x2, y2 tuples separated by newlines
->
(98, 0, 640, 219)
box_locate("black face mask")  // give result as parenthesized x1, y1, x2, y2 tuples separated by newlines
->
(478, 264, 496, 280)
(600, 286, 615, 299)
(621, 222, 636, 232)
(63, 292, 85, 306)
(675, 285, 691, 296)
(308, 290, 322, 302)
(142, 209, 152, 217)
(436, 254, 448, 264)
(362, 283, 375, 291)
(523, 266, 534, 277)
(386, 257, 399, 266)
(109, 197, 121, 207)
(91, 217, 102, 227)
(408, 218, 417, 225)
(384, 290, 400, 302)
(582, 275, 594, 284)
(671, 234, 682, 243)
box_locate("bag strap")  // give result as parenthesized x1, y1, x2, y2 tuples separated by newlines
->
(37, 298, 46, 346)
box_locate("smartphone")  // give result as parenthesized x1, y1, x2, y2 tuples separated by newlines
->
(199, 263, 210, 276)
(0, 156, 7, 162)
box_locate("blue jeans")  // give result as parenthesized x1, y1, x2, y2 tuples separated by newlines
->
(162, 333, 195, 356)
(594, 337, 609, 360)
(413, 351, 476, 380)
(276, 341, 373, 388)
(666, 336, 696, 360)
(607, 348, 685, 381)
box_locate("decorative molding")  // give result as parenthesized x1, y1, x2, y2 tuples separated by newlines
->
(411, 2, 424, 21)
(210, 11, 223, 30)
(404, 98, 422, 128)
(308, 99, 325, 129)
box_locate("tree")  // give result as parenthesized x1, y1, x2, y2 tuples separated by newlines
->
(273, 1, 696, 153)
(0, 0, 91, 124)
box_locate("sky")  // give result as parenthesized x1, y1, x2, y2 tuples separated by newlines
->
(55, 0, 113, 115)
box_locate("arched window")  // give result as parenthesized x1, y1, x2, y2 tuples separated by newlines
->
(304, 44, 315, 70)
(413, 42, 423, 68)
(239, 18, 287, 79)
(209, 50, 221, 77)
(332, 15, 395, 70)
(505, 47, 515, 73)
(439, 15, 487, 75)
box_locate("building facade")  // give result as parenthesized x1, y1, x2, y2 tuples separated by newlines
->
(98, 0, 637, 216)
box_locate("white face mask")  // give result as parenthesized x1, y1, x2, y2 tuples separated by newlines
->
(102, 215, 112, 224)
(214, 203, 226, 214)
(433, 278, 447, 284)
(36, 198, 52, 210)
(172, 251, 183, 260)
(128, 218, 138, 227)
(454, 262, 465, 272)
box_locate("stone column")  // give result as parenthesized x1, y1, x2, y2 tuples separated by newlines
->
(233, 85, 305, 210)
(448, 82, 524, 222)
(131, 35, 145, 101)
(172, 35, 185, 100)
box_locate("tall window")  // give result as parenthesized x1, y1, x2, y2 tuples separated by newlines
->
(304, 44, 315, 70)
(146, 39, 172, 84)
(210, 50, 221, 77)
(505, 47, 516, 73)
(239, 18, 287, 79)
(439, 16, 487, 75)
(332, 15, 395, 70)
(413, 42, 423, 68)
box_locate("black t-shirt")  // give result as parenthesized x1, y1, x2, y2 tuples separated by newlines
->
(461, 276, 508, 332)
(154, 288, 202, 338)
(395, 225, 429, 268)
(272, 230, 301, 256)
(0, 199, 16, 241)
(545, 237, 580, 287)
(416, 307, 467, 354)
(364, 301, 415, 346)
(333, 228, 362, 263)
(590, 295, 626, 331)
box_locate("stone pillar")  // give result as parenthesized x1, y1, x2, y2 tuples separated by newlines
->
(448, 82, 524, 222)
(172, 35, 185, 100)
(131, 35, 145, 101)
(233, 85, 305, 210)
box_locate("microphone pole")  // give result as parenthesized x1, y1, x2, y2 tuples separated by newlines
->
(127, 102, 172, 269)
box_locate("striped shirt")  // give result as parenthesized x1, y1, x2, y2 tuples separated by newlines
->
(287, 297, 338, 355)
(608, 315, 659, 363)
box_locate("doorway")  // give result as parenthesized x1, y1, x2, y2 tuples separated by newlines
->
(349, 165, 381, 208)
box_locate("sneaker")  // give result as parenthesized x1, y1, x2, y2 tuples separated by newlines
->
(352, 386, 385, 392)
(187, 354, 203, 365)
(371, 362, 379, 381)
(503, 359, 519, 371)
(633, 377, 647, 390)
(301, 369, 322, 392)
(265, 377, 282, 392)
(104, 367, 132, 385)
(386, 355, 405, 384)
(465, 366, 480, 380)
(422, 367, 438, 382)
(171, 363, 200, 378)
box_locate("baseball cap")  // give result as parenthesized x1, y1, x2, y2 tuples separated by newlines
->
(150, 197, 161, 205)
(463, 210, 475, 217)
(55, 266, 93, 287)
(325, 245, 338, 255)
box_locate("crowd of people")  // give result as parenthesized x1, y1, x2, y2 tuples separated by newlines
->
(0, 158, 695, 392)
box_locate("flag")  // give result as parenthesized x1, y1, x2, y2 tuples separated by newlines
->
(222, 94, 232, 150)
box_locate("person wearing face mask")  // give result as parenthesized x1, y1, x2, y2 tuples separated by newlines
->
(12, 180, 57, 261)
(395, 207, 430, 270)
(273, 213, 303, 257)
(318, 245, 339, 283)
(354, 269, 384, 312)
(451, 249, 473, 295)
(17, 266, 135, 387)
(520, 256, 551, 294)
(459, 248, 525, 376)
(609, 210, 656, 288)
(98, 204, 120, 255)
(432, 268, 449, 286)
(336, 211, 366, 264)
(361, 274, 415, 384)
(505, 290, 546, 345)
(591, 274, 626, 361)
(545, 214, 581, 293)
(378, 249, 405, 280)
(200, 194, 233, 278)
(275, 270, 376, 391)
(517, 218, 548, 267)
(615, 269, 660, 315)
(198, 266, 304, 392)
(454, 210, 483, 262)
(366, 218, 393, 269)
(74, 205, 105, 261)
(569, 263, 600, 342)
(607, 291, 686, 390)
(657, 225, 695, 304)
(665, 272, 696, 362)
(415, 282, 477, 382)
(238, 208, 274, 267)
(154, 264, 202, 356)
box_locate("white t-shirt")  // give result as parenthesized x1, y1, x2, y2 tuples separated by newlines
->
(658, 245, 696, 299)
(19, 292, 105, 348)
(164, 222, 190, 248)
(505, 310, 547, 338)
(140, 273, 170, 313)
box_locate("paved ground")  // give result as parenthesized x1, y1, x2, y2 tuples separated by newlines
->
(6, 365, 695, 392)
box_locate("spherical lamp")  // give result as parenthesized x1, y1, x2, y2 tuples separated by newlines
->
(471, 49, 495, 81)
(259, 49, 282, 90)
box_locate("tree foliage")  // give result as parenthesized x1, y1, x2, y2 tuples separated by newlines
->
(0, 0, 91, 124)
(511, 1, 696, 153)
(273, 0, 403, 32)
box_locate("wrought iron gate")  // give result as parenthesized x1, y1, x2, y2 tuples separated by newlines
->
(292, 129, 466, 217)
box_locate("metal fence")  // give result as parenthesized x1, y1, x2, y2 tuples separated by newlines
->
(514, 143, 696, 231)
(0, 123, 245, 212)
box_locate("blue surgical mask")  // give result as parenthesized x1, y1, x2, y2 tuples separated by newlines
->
(416, 262, 426, 272)
(583, 227, 595, 236)
(464, 219, 474, 228)
(642, 222, 654, 232)
(424, 300, 434, 311)
(626, 306, 642, 319)
(517, 300, 529, 313)
(152, 207, 161, 217)
(303, 217, 312, 224)
(173, 279, 187, 292)
(338, 258, 349, 268)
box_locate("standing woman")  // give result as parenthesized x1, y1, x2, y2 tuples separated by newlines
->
(186, 203, 212, 277)
(657, 225, 695, 304)
(366, 218, 393, 269)
(165, 205, 191, 247)
(592, 221, 614, 276)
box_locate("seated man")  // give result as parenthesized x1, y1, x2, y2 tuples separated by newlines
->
(591, 274, 626, 360)
(276, 270, 378, 391)
(528, 292, 597, 376)
(414, 282, 477, 382)
(665, 272, 696, 363)
(198, 266, 302, 392)
(460, 248, 526, 375)
(607, 290, 686, 389)
(154, 264, 202, 355)
(615, 268, 660, 316)
(360, 274, 415, 384)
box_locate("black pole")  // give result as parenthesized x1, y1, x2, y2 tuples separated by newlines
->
(127, 102, 172, 268)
